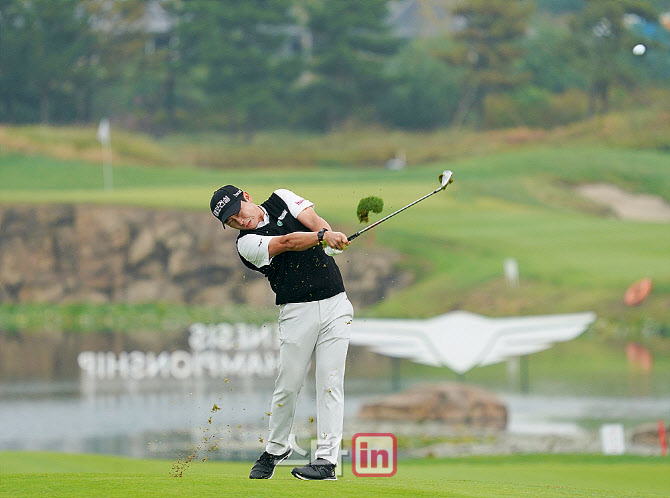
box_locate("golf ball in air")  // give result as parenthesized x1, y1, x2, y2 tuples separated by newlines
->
(632, 44, 646, 56)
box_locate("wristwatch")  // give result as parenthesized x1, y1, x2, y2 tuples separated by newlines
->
(317, 228, 328, 242)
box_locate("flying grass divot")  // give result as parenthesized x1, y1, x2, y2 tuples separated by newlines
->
(356, 196, 384, 223)
(321, 196, 384, 253)
(324, 171, 451, 257)
(171, 396, 227, 478)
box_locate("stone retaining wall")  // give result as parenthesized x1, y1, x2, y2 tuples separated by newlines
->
(0, 204, 412, 309)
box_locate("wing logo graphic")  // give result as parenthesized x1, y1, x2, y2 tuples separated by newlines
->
(349, 310, 596, 375)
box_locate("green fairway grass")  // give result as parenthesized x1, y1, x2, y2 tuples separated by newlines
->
(0, 452, 668, 497)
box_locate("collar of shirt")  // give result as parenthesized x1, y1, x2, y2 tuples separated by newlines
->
(257, 206, 269, 228)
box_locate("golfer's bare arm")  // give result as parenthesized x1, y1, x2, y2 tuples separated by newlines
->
(268, 207, 347, 257)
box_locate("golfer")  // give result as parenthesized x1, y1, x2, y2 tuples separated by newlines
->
(210, 185, 353, 481)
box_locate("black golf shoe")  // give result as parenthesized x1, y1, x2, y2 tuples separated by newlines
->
(249, 447, 292, 479)
(291, 458, 337, 480)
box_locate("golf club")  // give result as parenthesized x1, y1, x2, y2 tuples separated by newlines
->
(325, 170, 454, 256)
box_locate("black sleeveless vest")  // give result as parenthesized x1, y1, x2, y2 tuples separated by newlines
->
(237, 193, 345, 305)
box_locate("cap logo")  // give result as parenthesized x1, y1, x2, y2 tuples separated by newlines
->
(213, 195, 230, 218)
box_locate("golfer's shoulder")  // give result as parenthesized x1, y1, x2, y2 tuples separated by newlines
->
(273, 188, 298, 200)
(274, 188, 312, 209)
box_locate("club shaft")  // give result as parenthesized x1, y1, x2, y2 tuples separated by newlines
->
(348, 186, 442, 240)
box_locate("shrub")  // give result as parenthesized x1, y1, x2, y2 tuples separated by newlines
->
(483, 87, 588, 129)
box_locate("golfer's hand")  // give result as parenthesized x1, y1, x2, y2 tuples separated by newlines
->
(323, 231, 349, 251)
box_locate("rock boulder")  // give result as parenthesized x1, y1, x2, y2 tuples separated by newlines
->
(357, 382, 507, 430)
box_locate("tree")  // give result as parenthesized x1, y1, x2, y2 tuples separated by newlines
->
(0, 0, 151, 125)
(519, 17, 587, 94)
(86, 0, 154, 126)
(378, 40, 464, 129)
(0, 0, 35, 121)
(536, 0, 585, 15)
(172, 0, 300, 136)
(0, 0, 98, 123)
(298, 0, 400, 130)
(436, 0, 535, 128)
(571, 0, 658, 116)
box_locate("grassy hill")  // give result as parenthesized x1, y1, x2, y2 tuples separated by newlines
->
(1, 121, 669, 345)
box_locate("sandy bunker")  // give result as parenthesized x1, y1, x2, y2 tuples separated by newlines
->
(576, 183, 670, 222)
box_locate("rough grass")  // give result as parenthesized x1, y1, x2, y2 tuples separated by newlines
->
(0, 302, 277, 335)
(2, 107, 669, 169)
(0, 452, 668, 498)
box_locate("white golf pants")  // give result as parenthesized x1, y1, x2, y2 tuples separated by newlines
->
(265, 292, 354, 465)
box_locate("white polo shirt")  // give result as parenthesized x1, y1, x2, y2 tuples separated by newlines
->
(236, 189, 314, 268)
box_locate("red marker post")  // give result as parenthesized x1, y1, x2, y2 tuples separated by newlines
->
(659, 420, 668, 457)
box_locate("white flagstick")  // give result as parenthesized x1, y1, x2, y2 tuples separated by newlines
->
(97, 118, 113, 192)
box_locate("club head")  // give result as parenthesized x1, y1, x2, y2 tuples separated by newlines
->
(438, 170, 454, 190)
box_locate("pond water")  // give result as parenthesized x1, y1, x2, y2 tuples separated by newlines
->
(2, 377, 669, 460)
